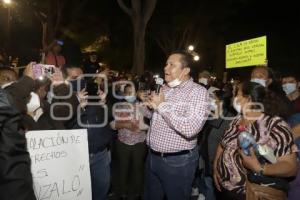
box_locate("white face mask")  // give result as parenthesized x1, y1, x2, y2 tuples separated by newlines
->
(124, 95, 137, 103)
(233, 97, 242, 113)
(199, 78, 208, 85)
(282, 83, 297, 95)
(33, 108, 44, 122)
(27, 92, 41, 113)
(251, 78, 267, 87)
(166, 68, 186, 88)
(167, 79, 182, 88)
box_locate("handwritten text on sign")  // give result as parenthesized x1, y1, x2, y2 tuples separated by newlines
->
(226, 36, 267, 69)
(26, 129, 92, 200)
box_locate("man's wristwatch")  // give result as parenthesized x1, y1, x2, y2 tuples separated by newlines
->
(258, 163, 266, 176)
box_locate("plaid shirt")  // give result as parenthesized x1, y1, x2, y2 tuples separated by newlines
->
(144, 78, 209, 153)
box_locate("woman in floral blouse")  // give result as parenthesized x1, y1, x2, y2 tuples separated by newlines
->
(213, 81, 298, 199)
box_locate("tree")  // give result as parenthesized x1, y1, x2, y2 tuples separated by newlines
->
(21, 0, 88, 49)
(28, 0, 66, 48)
(154, 23, 203, 56)
(117, 0, 157, 75)
(149, 0, 244, 78)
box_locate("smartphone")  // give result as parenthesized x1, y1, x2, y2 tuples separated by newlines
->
(86, 78, 99, 96)
(33, 64, 56, 79)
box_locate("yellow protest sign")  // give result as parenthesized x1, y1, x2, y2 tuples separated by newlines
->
(226, 36, 267, 69)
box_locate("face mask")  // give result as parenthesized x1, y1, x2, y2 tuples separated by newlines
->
(167, 79, 181, 88)
(167, 69, 185, 88)
(124, 96, 136, 103)
(33, 108, 44, 122)
(251, 78, 266, 87)
(282, 83, 297, 95)
(27, 92, 41, 113)
(233, 97, 242, 113)
(69, 78, 86, 92)
(199, 78, 208, 85)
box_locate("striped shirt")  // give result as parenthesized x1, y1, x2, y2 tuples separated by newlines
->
(144, 78, 209, 153)
(217, 114, 296, 194)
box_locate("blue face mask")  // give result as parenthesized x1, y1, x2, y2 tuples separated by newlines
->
(69, 78, 86, 92)
(124, 96, 137, 103)
(282, 83, 297, 95)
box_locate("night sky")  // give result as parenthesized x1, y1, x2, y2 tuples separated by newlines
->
(0, 0, 299, 78)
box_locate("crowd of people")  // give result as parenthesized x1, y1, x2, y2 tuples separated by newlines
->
(0, 45, 300, 200)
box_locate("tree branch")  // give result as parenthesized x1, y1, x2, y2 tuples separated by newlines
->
(64, 0, 89, 31)
(179, 25, 188, 49)
(143, 0, 157, 24)
(70, 0, 88, 21)
(154, 30, 175, 55)
(53, 0, 63, 37)
(117, 0, 133, 16)
(42, 22, 48, 50)
(155, 36, 168, 55)
(131, 0, 141, 18)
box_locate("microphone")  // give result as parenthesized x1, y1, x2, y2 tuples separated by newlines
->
(154, 76, 164, 94)
(238, 131, 277, 163)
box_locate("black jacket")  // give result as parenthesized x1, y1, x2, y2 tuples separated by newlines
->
(0, 89, 36, 200)
(51, 83, 80, 129)
(5, 76, 34, 114)
(82, 105, 115, 154)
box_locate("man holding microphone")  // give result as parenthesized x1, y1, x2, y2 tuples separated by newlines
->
(140, 51, 209, 200)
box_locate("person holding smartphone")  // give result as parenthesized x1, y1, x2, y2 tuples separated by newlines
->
(45, 40, 66, 68)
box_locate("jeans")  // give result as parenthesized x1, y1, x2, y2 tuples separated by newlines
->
(196, 155, 216, 200)
(198, 176, 216, 200)
(144, 147, 199, 200)
(115, 140, 147, 197)
(89, 149, 111, 200)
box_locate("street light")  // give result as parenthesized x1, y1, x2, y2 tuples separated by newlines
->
(187, 44, 200, 62)
(3, 0, 11, 4)
(188, 45, 194, 51)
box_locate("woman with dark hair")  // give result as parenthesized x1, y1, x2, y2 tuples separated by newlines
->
(197, 86, 235, 200)
(213, 81, 297, 200)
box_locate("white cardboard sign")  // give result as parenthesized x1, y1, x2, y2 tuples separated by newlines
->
(26, 129, 92, 200)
